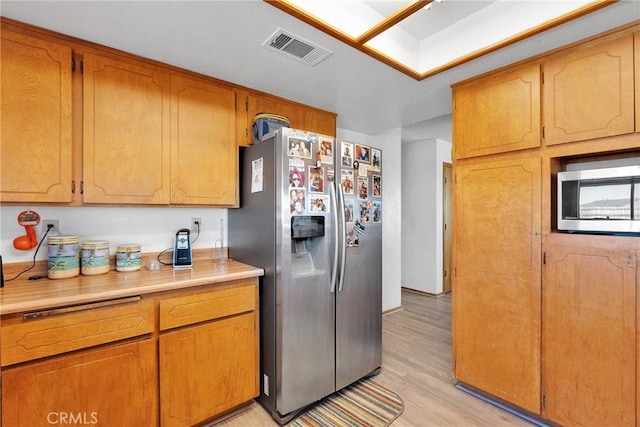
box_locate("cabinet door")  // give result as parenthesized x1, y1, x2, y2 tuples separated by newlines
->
(0, 30, 73, 202)
(294, 102, 337, 138)
(237, 90, 336, 146)
(159, 312, 258, 426)
(83, 53, 171, 204)
(453, 156, 541, 413)
(452, 63, 541, 159)
(1, 339, 157, 426)
(635, 33, 640, 132)
(543, 33, 635, 145)
(171, 75, 237, 205)
(543, 242, 636, 427)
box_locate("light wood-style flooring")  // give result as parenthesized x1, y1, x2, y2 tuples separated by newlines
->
(215, 289, 531, 426)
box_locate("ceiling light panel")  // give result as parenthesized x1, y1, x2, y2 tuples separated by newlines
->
(361, 0, 417, 18)
(285, 0, 388, 37)
(365, 26, 421, 72)
(267, 0, 617, 79)
(416, 1, 496, 39)
(417, 0, 599, 72)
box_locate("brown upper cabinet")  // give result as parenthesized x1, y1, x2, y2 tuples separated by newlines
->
(0, 18, 335, 205)
(84, 56, 239, 206)
(0, 30, 73, 203)
(543, 33, 635, 145)
(636, 32, 640, 132)
(452, 62, 541, 160)
(236, 90, 337, 147)
(82, 52, 172, 204)
(170, 75, 238, 206)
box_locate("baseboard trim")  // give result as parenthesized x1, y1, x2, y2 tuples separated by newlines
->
(401, 286, 450, 298)
(382, 306, 404, 316)
(455, 383, 550, 427)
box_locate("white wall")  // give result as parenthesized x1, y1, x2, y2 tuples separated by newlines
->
(401, 113, 452, 145)
(401, 138, 452, 294)
(338, 127, 402, 312)
(0, 206, 227, 265)
(1, 127, 403, 312)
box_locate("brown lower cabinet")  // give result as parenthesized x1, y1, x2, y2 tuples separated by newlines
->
(158, 283, 258, 426)
(543, 237, 637, 426)
(453, 155, 542, 413)
(2, 339, 158, 426)
(453, 157, 640, 425)
(159, 313, 257, 426)
(0, 278, 259, 427)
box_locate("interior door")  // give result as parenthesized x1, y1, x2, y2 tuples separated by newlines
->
(443, 163, 452, 293)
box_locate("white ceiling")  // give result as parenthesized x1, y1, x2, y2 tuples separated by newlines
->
(1, 1, 638, 144)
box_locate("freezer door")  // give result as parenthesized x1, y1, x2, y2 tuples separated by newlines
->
(277, 128, 337, 416)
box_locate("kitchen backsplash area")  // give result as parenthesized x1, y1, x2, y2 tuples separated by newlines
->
(0, 206, 227, 264)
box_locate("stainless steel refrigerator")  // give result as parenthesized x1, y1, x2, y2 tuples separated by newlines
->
(228, 127, 382, 424)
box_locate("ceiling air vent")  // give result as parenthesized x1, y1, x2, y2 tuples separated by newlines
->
(263, 29, 333, 66)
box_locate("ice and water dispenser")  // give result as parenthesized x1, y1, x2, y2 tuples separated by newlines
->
(290, 215, 326, 277)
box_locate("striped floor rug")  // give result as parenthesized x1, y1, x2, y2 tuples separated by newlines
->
(290, 379, 404, 427)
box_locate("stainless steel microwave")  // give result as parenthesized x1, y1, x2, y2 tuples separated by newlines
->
(557, 165, 640, 234)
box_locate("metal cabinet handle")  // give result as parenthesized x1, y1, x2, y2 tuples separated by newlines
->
(23, 296, 142, 320)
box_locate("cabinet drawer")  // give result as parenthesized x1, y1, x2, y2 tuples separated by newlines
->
(1, 296, 154, 366)
(159, 281, 256, 331)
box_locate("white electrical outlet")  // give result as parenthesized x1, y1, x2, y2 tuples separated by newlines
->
(191, 217, 201, 234)
(43, 219, 59, 233)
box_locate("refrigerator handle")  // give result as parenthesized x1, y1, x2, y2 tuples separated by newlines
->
(330, 181, 339, 293)
(337, 182, 347, 293)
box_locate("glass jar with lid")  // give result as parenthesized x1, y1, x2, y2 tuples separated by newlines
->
(47, 235, 80, 279)
(116, 244, 142, 272)
(81, 240, 110, 275)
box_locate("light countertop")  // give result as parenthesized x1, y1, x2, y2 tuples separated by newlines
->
(0, 259, 263, 315)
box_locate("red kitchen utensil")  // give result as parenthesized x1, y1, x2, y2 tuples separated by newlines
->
(13, 210, 40, 250)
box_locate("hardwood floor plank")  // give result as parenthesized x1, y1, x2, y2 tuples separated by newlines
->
(215, 290, 532, 426)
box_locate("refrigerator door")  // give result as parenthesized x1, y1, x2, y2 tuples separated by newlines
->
(277, 128, 337, 416)
(335, 145, 383, 391)
(335, 215, 382, 389)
